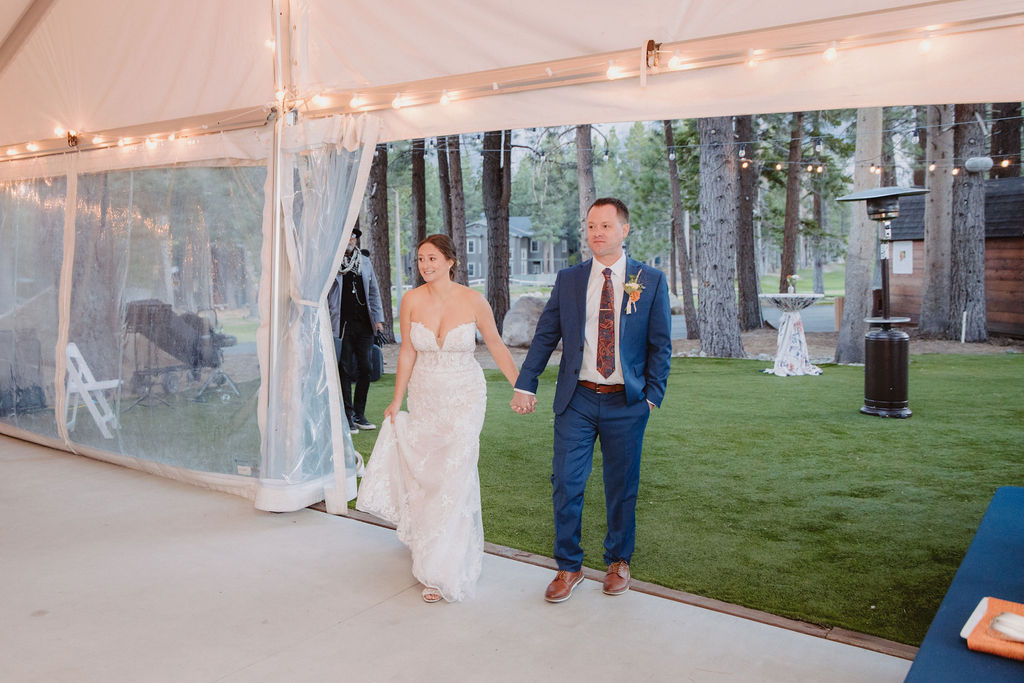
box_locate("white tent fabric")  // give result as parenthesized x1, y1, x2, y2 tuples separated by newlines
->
(1, 0, 1023, 511)
(0, 128, 269, 500)
(254, 114, 379, 512)
(1, 1, 1022, 149)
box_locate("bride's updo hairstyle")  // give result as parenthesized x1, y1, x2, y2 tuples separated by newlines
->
(418, 234, 458, 280)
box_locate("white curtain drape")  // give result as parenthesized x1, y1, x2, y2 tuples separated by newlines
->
(255, 114, 380, 512)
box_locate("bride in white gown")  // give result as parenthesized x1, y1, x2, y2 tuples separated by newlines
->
(356, 234, 520, 603)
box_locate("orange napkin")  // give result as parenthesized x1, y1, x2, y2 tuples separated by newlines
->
(965, 597, 1024, 661)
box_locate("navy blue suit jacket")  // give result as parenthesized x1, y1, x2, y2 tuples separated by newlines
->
(515, 257, 672, 415)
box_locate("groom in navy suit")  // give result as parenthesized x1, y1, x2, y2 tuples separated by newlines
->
(511, 197, 672, 603)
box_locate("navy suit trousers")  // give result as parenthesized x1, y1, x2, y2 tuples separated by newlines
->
(551, 384, 651, 571)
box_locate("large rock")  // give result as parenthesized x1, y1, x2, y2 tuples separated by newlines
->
(668, 293, 685, 315)
(501, 295, 549, 347)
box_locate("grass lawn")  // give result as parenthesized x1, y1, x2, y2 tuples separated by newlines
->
(760, 264, 846, 298)
(352, 352, 1024, 645)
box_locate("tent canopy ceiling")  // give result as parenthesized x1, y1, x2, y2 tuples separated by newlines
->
(1, 0, 1022, 151)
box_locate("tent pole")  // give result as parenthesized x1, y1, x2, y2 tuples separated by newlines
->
(0, 0, 57, 79)
(266, 0, 291, 464)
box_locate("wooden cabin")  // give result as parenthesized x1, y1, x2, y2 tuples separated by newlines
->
(889, 176, 1024, 337)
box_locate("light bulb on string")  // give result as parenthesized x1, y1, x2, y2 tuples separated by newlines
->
(1001, 159, 1011, 168)
(951, 167, 960, 175)
(816, 165, 824, 173)
(806, 164, 813, 172)
(928, 162, 936, 172)
(741, 160, 749, 169)
(668, 151, 676, 161)
(738, 146, 745, 158)
(775, 163, 783, 171)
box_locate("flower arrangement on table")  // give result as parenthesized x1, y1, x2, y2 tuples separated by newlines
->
(624, 272, 645, 314)
(785, 274, 800, 292)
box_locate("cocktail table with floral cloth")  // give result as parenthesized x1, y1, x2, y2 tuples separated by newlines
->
(758, 293, 824, 376)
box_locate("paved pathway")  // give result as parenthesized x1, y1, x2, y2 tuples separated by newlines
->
(1, 434, 913, 682)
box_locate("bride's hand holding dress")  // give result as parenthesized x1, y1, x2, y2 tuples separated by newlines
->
(355, 235, 518, 603)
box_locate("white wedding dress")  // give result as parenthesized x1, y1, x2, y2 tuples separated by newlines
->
(356, 321, 487, 602)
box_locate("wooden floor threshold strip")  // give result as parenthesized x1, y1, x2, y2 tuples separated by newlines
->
(316, 504, 918, 662)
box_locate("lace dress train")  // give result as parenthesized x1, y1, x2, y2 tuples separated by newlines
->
(356, 322, 487, 602)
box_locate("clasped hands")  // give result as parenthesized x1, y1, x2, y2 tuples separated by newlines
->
(510, 391, 536, 415)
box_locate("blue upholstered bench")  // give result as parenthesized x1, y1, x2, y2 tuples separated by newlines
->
(905, 486, 1024, 681)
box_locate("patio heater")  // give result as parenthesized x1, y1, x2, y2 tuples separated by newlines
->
(837, 186, 928, 418)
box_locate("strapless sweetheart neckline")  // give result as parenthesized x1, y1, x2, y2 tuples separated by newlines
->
(411, 320, 475, 349)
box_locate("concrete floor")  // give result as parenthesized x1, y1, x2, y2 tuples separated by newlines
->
(0, 434, 912, 682)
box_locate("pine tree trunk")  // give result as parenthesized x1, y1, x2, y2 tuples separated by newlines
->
(990, 102, 1021, 179)
(436, 136, 453, 238)
(575, 124, 595, 262)
(411, 138, 427, 286)
(483, 130, 511, 333)
(446, 135, 469, 286)
(812, 191, 825, 294)
(71, 173, 122, 379)
(948, 103, 987, 342)
(663, 121, 678, 295)
(664, 120, 698, 337)
(682, 210, 698, 338)
(918, 104, 954, 334)
(734, 115, 761, 329)
(780, 112, 803, 292)
(835, 108, 883, 364)
(368, 145, 394, 341)
(880, 107, 897, 187)
(696, 117, 744, 358)
(913, 106, 928, 187)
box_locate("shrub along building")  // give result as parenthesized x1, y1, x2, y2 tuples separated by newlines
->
(889, 176, 1024, 337)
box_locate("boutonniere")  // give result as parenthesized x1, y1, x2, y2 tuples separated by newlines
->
(623, 271, 645, 314)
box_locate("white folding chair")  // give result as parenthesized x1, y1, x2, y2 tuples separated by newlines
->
(65, 342, 121, 439)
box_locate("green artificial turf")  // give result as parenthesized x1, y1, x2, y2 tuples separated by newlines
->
(351, 353, 1024, 645)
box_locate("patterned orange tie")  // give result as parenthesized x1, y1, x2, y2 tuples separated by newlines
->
(596, 268, 615, 378)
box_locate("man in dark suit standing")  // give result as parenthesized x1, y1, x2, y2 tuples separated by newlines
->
(511, 197, 671, 603)
(328, 228, 385, 434)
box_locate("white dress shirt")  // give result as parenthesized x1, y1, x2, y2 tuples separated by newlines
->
(579, 254, 626, 385)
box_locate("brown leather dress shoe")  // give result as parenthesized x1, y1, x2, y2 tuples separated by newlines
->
(603, 560, 630, 595)
(544, 570, 584, 603)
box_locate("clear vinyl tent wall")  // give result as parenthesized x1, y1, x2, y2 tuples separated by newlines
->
(0, 116, 380, 510)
